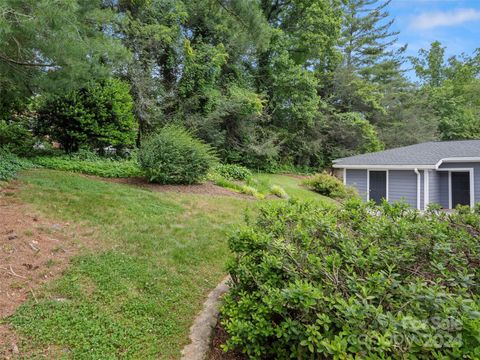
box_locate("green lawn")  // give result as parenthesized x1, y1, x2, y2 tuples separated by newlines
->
(252, 173, 334, 202)
(4, 170, 330, 359)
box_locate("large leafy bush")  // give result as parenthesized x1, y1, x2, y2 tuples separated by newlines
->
(303, 172, 356, 199)
(36, 78, 137, 153)
(222, 200, 480, 359)
(0, 150, 33, 181)
(138, 125, 217, 184)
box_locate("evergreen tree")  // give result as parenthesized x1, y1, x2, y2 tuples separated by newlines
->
(339, 0, 406, 82)
(0, 0, 127, 119)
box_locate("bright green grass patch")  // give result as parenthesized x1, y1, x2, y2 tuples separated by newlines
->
(8, 170, 252, 359)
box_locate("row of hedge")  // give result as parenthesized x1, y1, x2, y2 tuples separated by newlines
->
(222, 199, 480, 358)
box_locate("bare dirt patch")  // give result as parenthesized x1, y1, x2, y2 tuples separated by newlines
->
(0, 183, 80, 357)
(95, 176, 252, 198)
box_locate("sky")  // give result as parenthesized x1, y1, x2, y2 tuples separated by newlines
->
(387, 0, 480, 77)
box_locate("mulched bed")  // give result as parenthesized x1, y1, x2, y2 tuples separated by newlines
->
(207, 319, 246, 360)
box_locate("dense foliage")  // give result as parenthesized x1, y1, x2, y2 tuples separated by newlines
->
(138, 125, 217, 184)
(222, 200, 480, 358)
(0, 119, 35, 156)
(0, 0, 127, 119)
(1, 0, 478, 169)
(0, 150, 32, 181)
(303, 172, 357, 199)
(36, 79, 137, 153)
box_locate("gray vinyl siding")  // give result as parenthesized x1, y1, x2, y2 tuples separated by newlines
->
(388, 170, 418, 208)
(345, 169, 368, 201)
(438, 162, 480, 205)
(344, 163, 480, 209)
(428, 170, 441, 206)
(438, 172, 449, 208)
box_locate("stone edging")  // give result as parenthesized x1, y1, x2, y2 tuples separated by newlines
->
(181, 276, 230, 360)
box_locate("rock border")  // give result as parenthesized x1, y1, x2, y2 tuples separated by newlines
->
(181, 276, 230, 360)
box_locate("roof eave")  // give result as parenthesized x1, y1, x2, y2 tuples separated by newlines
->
(333, 164, 436, 170)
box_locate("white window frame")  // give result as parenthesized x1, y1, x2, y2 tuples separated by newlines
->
(424, 170, 430, 209)
(367, 169, 389, 202)
(437, 168, 474, 209)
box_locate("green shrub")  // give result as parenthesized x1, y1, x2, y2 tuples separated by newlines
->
(209, 174, 243, 192)
(209, 173, 265, 199)
(0, 150, 33, 181)
(36, 78, 137, 153)
(213, 163, 252, 181)
(303, 172, 356, 199)
(240, 185, 264, 199)
(222, 200, 480, 359)
(0, 120, 35, 156)
(269, 184, 288, 199)
(138, 125, 217, 184)
(33, 156, 141, 178)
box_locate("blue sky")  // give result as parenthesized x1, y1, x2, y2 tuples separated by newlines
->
(387, 0, 480, 74)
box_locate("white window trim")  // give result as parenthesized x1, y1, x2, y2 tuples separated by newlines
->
(424, 170, 429, 209)
(414, 168, 421, 210)
(367, 169, 389, 202)
(438, 168, 474, 209)
(343, 168, 346, 185)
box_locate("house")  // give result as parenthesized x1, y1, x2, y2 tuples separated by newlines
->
(332, 140, 480, 210)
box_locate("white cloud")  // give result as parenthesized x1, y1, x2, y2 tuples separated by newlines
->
(410, 8, 480, 30)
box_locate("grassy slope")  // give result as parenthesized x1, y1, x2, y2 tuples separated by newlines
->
(252, 173, 334, 202)
(6, 170, 330, 359)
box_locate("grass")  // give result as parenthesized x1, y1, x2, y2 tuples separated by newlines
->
(4, 169, 331, 359)
(251, 173, 334, 202)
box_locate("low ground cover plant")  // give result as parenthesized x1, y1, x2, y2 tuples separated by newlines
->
(222, 199, 480, 359)
(139, 125, 217, 184)
(33, 154, 141, 178)
(0, 150, 33, 181)
(303, 172, 357, 199)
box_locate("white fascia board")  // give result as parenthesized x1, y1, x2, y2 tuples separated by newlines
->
(435, 157, 480, 169)
(333, 164, 435, 170)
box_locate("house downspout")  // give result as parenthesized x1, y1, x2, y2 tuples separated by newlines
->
(414, 168, 421, 210)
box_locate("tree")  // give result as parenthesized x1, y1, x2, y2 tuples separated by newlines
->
(410, 41, 447, 87)
(411, 42, 480, 140)
(321, 112, 384, 160)
(339, 0, 406, 82)
(36, 79, 137, 153)
(0, 0, 127, 119)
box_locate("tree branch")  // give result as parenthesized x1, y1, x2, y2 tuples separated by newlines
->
(0, 52, 55, 67)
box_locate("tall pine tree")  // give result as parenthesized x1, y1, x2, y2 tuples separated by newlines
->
(339, 0, 406, 82)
